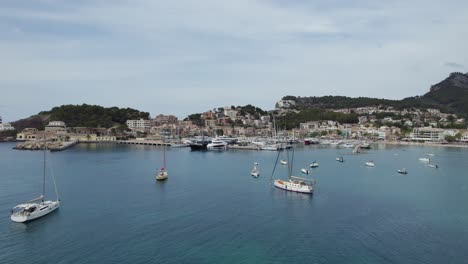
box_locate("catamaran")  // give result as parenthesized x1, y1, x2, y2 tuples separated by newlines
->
(11, 139, 60, 223)
(272, 148, 314, 194)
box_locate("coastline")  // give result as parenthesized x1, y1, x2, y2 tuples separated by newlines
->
(384, 141, 468, 148)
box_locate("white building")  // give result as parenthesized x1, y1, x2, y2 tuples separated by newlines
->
(0, 123, 15, 131)
(409, 127, 445, 141)
(126, 119, 152, 131)
(224, 109, 238, 120)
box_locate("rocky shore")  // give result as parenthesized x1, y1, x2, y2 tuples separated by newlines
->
(14, 140, 78, 151)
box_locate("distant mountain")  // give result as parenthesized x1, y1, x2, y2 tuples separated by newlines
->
(282, 72, 468, 117)
(12, 104, 150, 131)
(422, 72, 468, 116)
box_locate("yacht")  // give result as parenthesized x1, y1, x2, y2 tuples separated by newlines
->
(189, 137, 211, 151)
(207, 139, 228, 150)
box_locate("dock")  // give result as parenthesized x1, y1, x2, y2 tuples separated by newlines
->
(227, 145, 261, 150)
(116, 140, 171, 146)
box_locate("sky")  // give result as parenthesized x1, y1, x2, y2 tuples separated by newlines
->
(0, 0, 467, 122)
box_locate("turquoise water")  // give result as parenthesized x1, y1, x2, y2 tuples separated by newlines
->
(1, 142, 468, 263)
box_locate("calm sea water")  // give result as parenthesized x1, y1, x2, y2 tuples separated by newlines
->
(1, 142, 468, 264)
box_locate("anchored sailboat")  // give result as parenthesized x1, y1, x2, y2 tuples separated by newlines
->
(251, 162, 260, 178)
(11, 137, 60, 223)
(272, 148, 314, 194)
(156, 141, 168, 181)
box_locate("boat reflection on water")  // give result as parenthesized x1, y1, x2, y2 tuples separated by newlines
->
(271, 187, 314, 201)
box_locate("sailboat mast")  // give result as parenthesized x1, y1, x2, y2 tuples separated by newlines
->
(42, 134, 46, 201)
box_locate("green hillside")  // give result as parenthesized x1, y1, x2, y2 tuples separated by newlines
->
(13, 104, 150, 131)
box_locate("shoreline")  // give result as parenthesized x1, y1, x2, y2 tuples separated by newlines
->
(383, 141, 468, 148)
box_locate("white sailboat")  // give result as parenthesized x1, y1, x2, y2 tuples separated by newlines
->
(272, 148, 314, 194)
(11, 139, 60, 223)
(251, 162, 260, 178)
(310, 161, 319, 168)
(156, 142, 168, 181)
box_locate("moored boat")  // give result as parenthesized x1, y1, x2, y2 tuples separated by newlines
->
(397, 168, 408, 174)
(310, 161, 319, 168)
(11, 138, 60, 223)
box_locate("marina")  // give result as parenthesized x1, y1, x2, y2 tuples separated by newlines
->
(2, 142, 468, 263)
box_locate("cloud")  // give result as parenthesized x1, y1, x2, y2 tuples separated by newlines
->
(444, 62, 464, 69)
(1, 0, 468, 120)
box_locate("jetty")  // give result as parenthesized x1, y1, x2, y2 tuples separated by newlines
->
(116, 140, 170, 146)
(14, 140, 78, 151)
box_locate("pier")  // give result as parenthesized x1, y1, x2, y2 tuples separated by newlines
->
(116, 140, 171, 146)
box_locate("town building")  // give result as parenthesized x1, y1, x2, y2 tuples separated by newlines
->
(126, 119, 152, 132)
(409, 127, 445, 141)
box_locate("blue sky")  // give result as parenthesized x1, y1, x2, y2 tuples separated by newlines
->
(1, 0, 467, 121)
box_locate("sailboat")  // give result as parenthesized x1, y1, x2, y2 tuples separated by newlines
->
(272, 148, 314, 194)
(156, 141, 168, 181)
(11, 137, 60, 223)
(251, 162, 260, 178)
(310, 161, 319, 168)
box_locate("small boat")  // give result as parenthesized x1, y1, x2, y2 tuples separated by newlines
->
(426, 153, 435, 156)
(310, 161, 319, 168)
(360, 143, 371, 149)
(428, 164, 439, 169)
(251, 162, 260, 178)
(336, 157, 344, 162)
(365, 161, 375, 167)
(341, 143, 354, 148)
(156, 143, 168, 181)
(301, 168, 309, 174)
(419, 158, 430, 162)
(11, 138, 60, 223)
(280, 159, 288, 165)
(397, 168, 408, 174)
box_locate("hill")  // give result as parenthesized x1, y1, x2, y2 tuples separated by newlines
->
(13, 104, 150, 131)
(282, 72, 468, 117)
(422, 72, 468, 116)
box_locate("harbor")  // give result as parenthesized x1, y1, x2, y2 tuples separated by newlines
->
(2, 142, 468, 263)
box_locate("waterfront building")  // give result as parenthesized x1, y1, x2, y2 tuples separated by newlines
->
(0, 122, 15, 131)
(45, 121, 66, 132)
(126, 119, 152, 132)
(409, 127, 445, 142)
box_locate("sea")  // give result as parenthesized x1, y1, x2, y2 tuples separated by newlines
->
(1, 142, 468, 264)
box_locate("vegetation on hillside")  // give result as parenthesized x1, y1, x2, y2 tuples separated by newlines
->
(13, 104, 150, 130)
(275, 108, 359, 130)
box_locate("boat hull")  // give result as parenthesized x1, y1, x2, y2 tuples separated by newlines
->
(11, 201, 60, 223)
(274, 179, 313, 194)
(189, 143, 208, 151)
